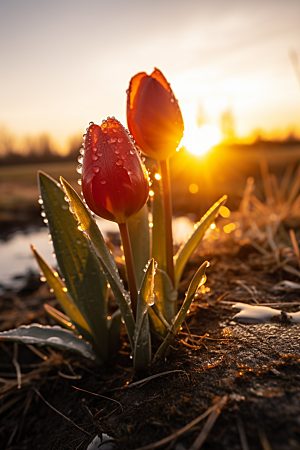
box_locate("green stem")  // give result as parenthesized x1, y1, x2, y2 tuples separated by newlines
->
(159, 159, 175, 287)
(119, 222, 138, 318)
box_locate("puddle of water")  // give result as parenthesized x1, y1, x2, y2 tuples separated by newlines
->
(233, 302, 300, 324)
(0, 216, 194, 293)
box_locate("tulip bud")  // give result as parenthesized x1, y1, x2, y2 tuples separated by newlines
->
(81, 118, 149, 224)
(127, 68, 184, 161)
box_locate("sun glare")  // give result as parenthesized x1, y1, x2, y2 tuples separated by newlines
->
(182, 123, 222, 156)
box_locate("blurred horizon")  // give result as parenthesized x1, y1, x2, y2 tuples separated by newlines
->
(1, 0, 300, 156)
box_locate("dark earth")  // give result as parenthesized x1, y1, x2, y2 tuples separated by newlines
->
(1, 226, 300, 450)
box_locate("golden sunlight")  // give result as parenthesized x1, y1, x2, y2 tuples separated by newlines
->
(182, 124, 222, 156)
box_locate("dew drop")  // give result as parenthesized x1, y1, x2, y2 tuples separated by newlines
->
(40, 276, 46, 282)
(41, 211, 46, 217)
(43, 218, 48, 224)
(130, 149, 135, 155)
(100, 179, 106, 184)
(92, 154, 98, 161)
(76, 164, 82, 174)
(52, 252, 56, 258)
(77, 155, 83, 164)
(97, 151, 103, 156)
(93, 167, 100, 173)
(117, 137, 123, 143)
(92, 146, 97, 152)
(108, 137, 117, 144)
(77, 179, 82, 185)
(61, 204, 68, 210)
(89, 121, 94, 125)
(115, 149, 120, 154)
(116, 159, 124, 166)
(38, 198, 43, 205)
(128, 169, 133, 175)
(79, 148, 85, 155)
(49, 288, 54, 293)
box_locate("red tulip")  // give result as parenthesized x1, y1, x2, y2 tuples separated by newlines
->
(127, 68, 184, 161)
(81, 118, 149, 224)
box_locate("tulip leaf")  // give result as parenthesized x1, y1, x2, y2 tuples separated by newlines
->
(128, 203, 150, 290)
(60, 176, 135, 350)
(0, 324, 97, 361)
(44, 304, 77, 332)
(153, 261, 209, 363)
(107, 310, 122, 356)
(133, 259, 155, 372)
(174, 196, 227, 289)
(38, 171, 109, 361)
(151, 169, 167, 273)
(148, 268, 177, 336)
(31, 245, 93, 341)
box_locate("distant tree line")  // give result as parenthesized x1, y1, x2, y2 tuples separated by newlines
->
(0, 127, 82, 166)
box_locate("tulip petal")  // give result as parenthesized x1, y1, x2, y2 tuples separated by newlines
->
(127, 68, 184, 160)
(82, 119, 149, 224)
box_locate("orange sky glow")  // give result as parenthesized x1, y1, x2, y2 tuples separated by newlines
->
(0, 0, 300, 155)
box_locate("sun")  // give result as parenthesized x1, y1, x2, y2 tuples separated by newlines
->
(181, 123, 222, 156)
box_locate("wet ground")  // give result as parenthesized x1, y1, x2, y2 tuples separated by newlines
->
(1, 233, 300, 450)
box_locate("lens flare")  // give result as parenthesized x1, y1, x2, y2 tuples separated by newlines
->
(182, 124, 222, 156)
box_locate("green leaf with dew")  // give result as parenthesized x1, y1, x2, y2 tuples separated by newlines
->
(151, 169, 167, 273)
(174, 196, 227, 289)
(44, 304, 78, 332)
(38, 171, 109, 360)
(127, 203, 150, 289)
(0, 324, 97, 361)
(31, 245, 93, 340)
(153, 261, 209, 363)
(60, 176, 135, 350)
(133, 259, 155, 371)
(107, 310, 122, 356)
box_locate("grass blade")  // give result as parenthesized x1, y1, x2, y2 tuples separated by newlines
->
(174, 196, 227, 289)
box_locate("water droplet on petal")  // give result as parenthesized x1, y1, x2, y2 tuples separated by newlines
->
(89, 121, 94, 125)
(38, 198, 43, 204)
(117, 138, 123, 143)
(93, 167, 100, 173)
(77, 155, 83, 164)
(100, 179, 106, 184)
(116, 159, 124, 166)
(115, 150, 120, 154)
(92, 146, 97, 152)
(79, 148, 85, 155)
(130, 149, 135, 155)
(92, 154, 98, 161)
(128, 169, 133, 175)
(108, 137, 117, 144)
(76, 164, 82, 174)
(78, 179, 82, 185)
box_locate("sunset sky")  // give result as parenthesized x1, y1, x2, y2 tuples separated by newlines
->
(1, 0, 300, 153)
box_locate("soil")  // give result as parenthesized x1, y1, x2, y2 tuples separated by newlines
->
(1, 232, 300, 450)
